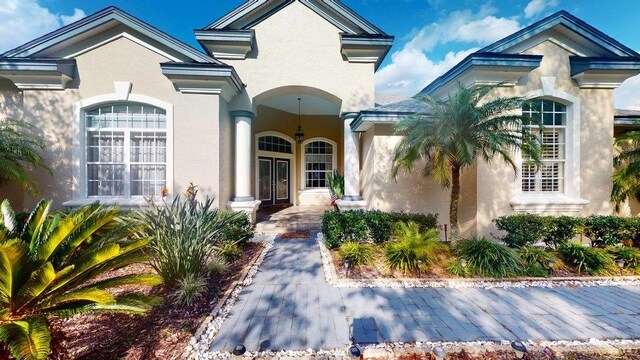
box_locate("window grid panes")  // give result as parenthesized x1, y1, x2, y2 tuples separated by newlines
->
(85, 103, 167, 197)
(521, 99, 566, 193)
(258, 135, 292, 154)
(304, 141, 334, 188)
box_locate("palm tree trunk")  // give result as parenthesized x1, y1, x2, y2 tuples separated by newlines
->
(449, 165, 461, 245)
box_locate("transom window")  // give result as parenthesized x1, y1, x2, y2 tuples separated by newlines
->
(522, 99, 566, 193)
(304, 140, 334, 188)
(258, 135, 292, 154)
(85, 102, 167, 197)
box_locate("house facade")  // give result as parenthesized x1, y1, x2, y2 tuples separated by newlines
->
(1, 1, 639, 236)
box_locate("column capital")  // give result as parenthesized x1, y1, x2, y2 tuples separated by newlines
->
(230, 110, 255, 120)
(340, 112, 360, 121)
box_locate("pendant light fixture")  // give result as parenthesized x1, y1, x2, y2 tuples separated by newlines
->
(295, 97, 305, 143)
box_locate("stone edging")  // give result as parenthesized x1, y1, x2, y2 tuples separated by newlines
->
(192, 338, 640, 359)
(316, 233, 640, 289)
(183, 234, 277, 359)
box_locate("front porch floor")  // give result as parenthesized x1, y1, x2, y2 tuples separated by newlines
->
(255, 205, 331, 234)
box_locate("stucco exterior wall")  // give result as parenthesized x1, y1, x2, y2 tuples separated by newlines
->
(0, 35, 227, 209)
(0, 79, 28, 209)
(225, 1, 375, 113)
(252, 105, 343, 205)
(476, 40, 616, 236)
(361, 124, 477, 237)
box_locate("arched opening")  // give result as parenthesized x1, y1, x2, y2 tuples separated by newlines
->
(251, 86, 344, 206)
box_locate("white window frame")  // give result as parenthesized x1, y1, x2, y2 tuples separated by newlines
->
(521, 99, 567, 194)
(511, 85, 588, 212)
(66, 93, 174, 207)
(300, 137, 337, 191)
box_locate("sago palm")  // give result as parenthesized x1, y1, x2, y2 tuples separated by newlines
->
(0, 119, 50, 195)
(386, 221, 444, 273)
(0, 200, 162, 360)
(611, 131, 640, 211)
(392, 84, 542, 244)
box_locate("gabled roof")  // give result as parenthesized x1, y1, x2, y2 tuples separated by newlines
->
(202, 0, 388, 36)
(421, 10, 640, 96)
(479, 10, 640, 58)
(1, 6, 220, 64)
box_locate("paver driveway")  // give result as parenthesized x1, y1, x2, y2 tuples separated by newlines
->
(209, 235, 640, 352)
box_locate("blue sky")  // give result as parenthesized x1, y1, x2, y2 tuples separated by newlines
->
(3, 0, 640, 107)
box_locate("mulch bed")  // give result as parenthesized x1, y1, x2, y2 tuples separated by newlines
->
(281, 231, 310, 239)
(47, 242, 264, 360)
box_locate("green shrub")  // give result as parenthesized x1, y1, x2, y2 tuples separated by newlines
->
(519, 246, 553, 277)
(322, 210, 346, 249)
(217, 210, 254, 243)
(558, 242, 614, 275)
(385, 222, 444, 273)
(388, 211, 438, 233)
(456, 237, 521, 277)
(365, 210, 393, 244)
(447, 260, 467, 277)
(0, 200, 161, 360)
(171, 274, 207, 307)
(218, 242, 243, 262)
(543, 216, 584, 248)
(493, 214, 548, 248)
(584, 215, 627, 247)
(606, 246, 640, 269)
(321, 210, 439, 249)
(337, 242, 374, 267)
(136, 196, 239, 288)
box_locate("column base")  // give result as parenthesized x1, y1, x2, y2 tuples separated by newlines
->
(335, 199, 367, 211)
(227, 200, 261, 223)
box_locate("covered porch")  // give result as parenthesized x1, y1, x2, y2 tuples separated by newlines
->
(227, 86, 366, 221)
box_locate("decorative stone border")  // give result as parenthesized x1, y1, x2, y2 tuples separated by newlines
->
(183, 234, 277, 359)
(191, 338, 640, 359)
(317, 233, 640, 289)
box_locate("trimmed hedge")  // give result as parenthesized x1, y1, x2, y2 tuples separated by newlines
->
(322, 210, 438, 249)
(494, 214, 640, 248)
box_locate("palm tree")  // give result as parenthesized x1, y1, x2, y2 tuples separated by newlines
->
(392, 84, 542, 244)
(611, 131, 640, 211)
(0, 200, 162, 360)
(0, 119, 50, 195)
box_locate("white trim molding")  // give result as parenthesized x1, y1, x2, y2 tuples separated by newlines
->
(254, 131, 297, 205)
(511, 84, 589, 213)
(65, 90, 174, 207)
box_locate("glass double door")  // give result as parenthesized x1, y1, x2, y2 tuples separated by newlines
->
(258, 157, 290, 206)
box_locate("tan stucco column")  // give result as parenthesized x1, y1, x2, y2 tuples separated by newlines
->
(336, 112, 367, 210)
(228, 110, 261, 221)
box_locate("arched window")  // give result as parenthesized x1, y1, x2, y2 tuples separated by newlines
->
(522, 99, 566, 193)
(303, 139, 335, 188)
(84, 102, 167, 197)
(258, 135, 292, 154)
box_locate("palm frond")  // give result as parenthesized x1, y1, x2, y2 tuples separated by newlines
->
(0, 316, 51, 360)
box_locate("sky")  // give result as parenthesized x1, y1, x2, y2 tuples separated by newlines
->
(2, 0, 640, 108)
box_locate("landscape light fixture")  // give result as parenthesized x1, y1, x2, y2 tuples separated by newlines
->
(432, 346, 446, 360)
(616, 258, 625, 275)
(548, 258, 556, 276)
(460, 258, 467, 268)
(295, 97, 305, 143)
(511, 340, 527, 359)
(348, 344, 362, 359)
(344, 260, 351, 277)
(232, 344, 246, 359)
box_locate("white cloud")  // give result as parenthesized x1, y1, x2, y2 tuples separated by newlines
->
(0, 0, 86, 52)
(375, 7, 522, 96)
(524, 0, 558, 19)
(615, 74, 640, 110)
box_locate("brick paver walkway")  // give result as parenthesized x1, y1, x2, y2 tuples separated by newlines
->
(208, 235, 640, 352)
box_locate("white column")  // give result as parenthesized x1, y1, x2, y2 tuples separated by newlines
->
(232, 110, 254, 201)
(228, 110, 260, 221)
(336, 113, 367, 210)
